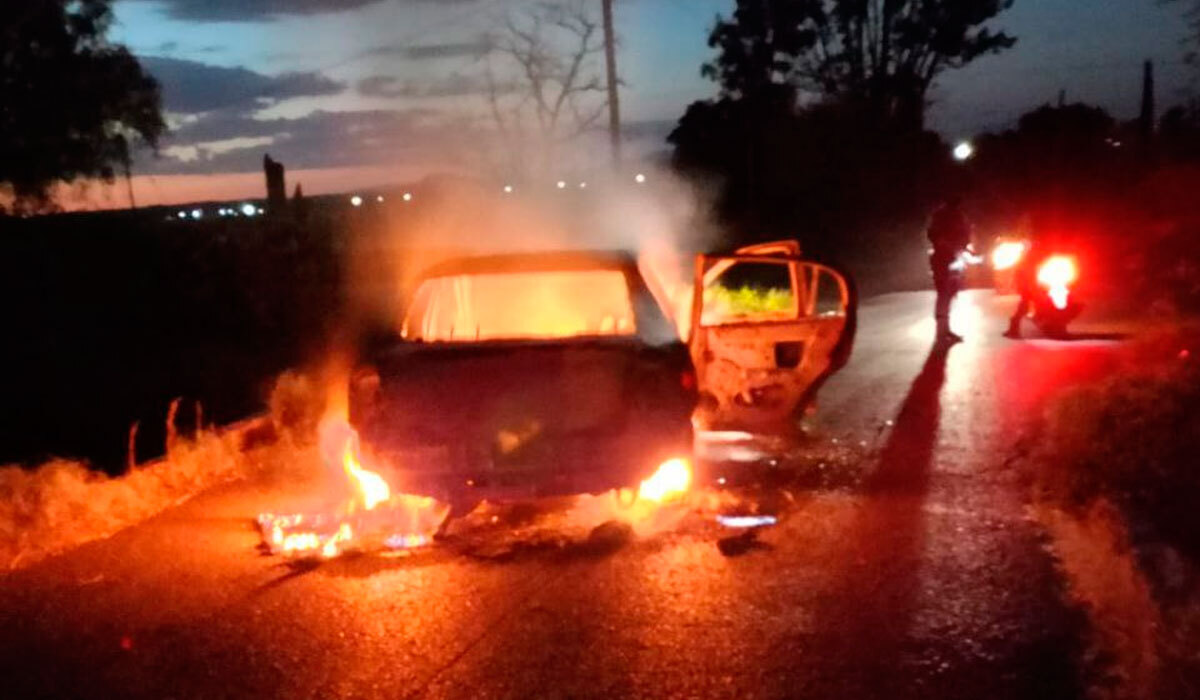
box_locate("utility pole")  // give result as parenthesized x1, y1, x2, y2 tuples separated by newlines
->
(119, 136, 136, 210)
(1140, 60, 1156, 142)
(601, 0, 622, 168)
(1139, 60, 1157, 165)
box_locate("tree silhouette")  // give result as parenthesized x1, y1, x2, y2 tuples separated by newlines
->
(1165, 0, 1199, 65)
(0, 0, 164, 212)
(483, 0, 608, 177)
(704, 0, 1016, 128)
(671, 0, 1003, 248)
(971, 102, 1123, 217)
(1161, 101, 1200, 162)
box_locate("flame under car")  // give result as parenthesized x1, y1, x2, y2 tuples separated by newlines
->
(350, 252, 695, 513)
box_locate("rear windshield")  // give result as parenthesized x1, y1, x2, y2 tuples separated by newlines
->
(403, 270, 636, 342)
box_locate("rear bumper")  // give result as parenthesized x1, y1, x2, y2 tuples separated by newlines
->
(367, 429, 693, 505)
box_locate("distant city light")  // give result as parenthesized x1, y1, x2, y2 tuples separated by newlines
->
(556, 180, 567, 189)
(350, 195, 363, 207)
(190, 209, 202, 220)
(177, 211, 188, 219)
(257, 207, 265, 215)
(579, 182, 588, 189)
(402, 192, 413, 202)
(503, 184, 514, 194)
(241, 203, 257, 216)
(634, 173, 647, 184)
(953, 141, 975, 162)
(376, 195, 385, 203)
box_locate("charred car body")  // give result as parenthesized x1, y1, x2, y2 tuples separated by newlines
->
(350, 245, 856, 511)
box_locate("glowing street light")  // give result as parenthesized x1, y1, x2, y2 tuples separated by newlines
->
(190, 209, 203, 220)
(503, 184, 514, 194)
(376, 195, 385, 203)
(953, 141, 975, 162)
(402, 192, 413, 202)
(556, 180, 567, 190)
(634, 173, 646, 184)
(177, 210, 188, 220)
(578, 181, 588, 189)
(350, 195, 363, 207)
(241, 203, 257, 216)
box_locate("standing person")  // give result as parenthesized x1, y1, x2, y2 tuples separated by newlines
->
(1004, 238, 1047, 339)
(927, 196, 973, 343)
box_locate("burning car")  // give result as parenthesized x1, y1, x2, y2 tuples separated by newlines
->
(349, 246, 856, 515)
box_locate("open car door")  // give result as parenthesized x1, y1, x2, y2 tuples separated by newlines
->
(689, 244, 857, 431)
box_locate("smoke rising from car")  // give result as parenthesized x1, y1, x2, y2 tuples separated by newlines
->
(346, 167, 718, 343)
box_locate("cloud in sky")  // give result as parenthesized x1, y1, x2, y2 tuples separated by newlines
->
(140, 56, 345, 113)
(362, 38, 493, 61)
(356, 73, 507, 99)
(142, 108, 482, 175)
(132, 0, 394, 23)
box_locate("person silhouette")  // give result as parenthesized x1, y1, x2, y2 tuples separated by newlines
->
(926, 196, 973, 343)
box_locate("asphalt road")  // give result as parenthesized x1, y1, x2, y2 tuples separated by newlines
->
(0, 290, 1130, 699)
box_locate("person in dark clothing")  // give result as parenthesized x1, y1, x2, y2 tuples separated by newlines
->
(926, 197, 973, 343)
(1004, 239, 1046, 338)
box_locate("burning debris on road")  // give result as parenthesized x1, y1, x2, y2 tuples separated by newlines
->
(256, 413, 450, 559)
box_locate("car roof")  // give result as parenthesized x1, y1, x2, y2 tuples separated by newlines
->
(418, 250, 638, 279)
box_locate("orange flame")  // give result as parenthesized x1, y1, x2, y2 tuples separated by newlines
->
(637, 457, 692, 504)
(257, 390, 450, 558)
(318, 412, 394, 512)
(340, 439, 390, 511)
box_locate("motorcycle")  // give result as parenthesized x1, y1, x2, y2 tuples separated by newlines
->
(991, 241, 1084, 338)
(1029, 255, 1083, 337)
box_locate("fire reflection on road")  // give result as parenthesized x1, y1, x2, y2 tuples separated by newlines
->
(801, 339, 949, 692)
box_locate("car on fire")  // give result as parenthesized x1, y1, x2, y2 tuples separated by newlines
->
(349, 244, 856, 513)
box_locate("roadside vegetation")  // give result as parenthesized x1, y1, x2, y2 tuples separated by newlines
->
(0, 372, 325, 572)
(1031, 330, 1200, 698)
(705, 285, 795, 318)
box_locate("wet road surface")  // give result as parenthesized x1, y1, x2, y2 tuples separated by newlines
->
(0, 291, 1129, 699)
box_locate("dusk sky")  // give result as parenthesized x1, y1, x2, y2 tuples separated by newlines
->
(82, 0, 1195, 208)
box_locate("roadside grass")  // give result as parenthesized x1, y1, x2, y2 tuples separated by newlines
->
(704, 285, 795, 318)
(1036, 334, 1200, 558)
(1030, 329, 1200, 698)
(0, 372, 324, 572)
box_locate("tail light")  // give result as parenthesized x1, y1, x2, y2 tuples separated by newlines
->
(1037, 256, 1078, 310)
(1036, 256, 1078, 288)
